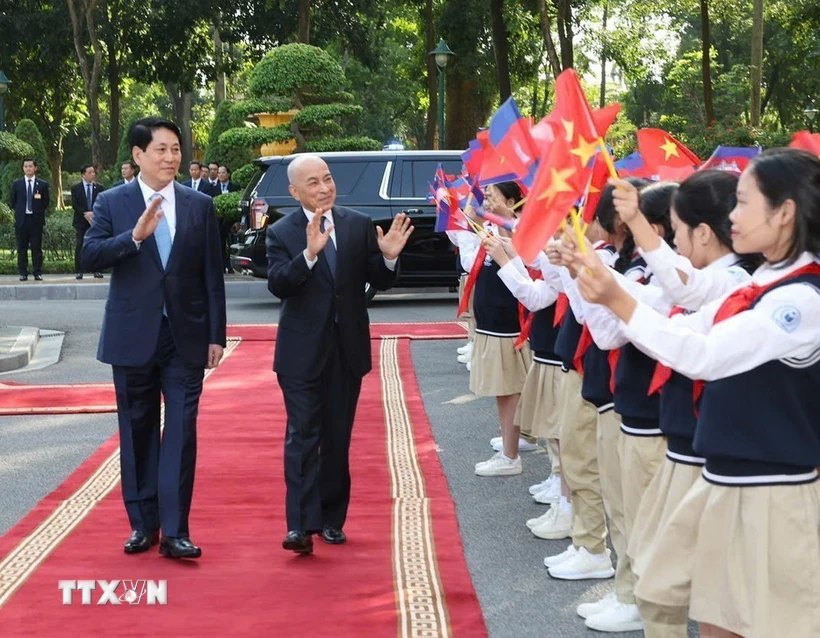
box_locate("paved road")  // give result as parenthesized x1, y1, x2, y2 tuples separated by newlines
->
(0, 293, 696, 637)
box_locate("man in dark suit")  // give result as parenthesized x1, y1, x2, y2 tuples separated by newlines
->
(182, 160, 216, 196)
(70, 164, 105, 279)
(207, 162, 220, 191)
(215, 165, 240, 272)
(81, 117, 226, 560)
(266, 154, 413, 554)
(8, 158, 50, 281)
(112, 160, 138, 187)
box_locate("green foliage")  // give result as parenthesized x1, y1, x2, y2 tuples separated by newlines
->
(219, 125, 295, 149)
(293, 104, 364, 128)
(305, 137, 383, 153)
(0, 202, 13, 225)
(248, 44, 346, 101)
(205, 100, 255, 170)
(0, 132, 35, 162)
(42, 209, 74, 260)
(1, 119, 54, 211)
(212, 191, 243, 223)
(664, 119, 793, 160)
(232, 97, 295, 119)
(231, 164, 256, 189)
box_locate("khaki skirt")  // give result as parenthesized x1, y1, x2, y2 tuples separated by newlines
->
(634, 475, 820, 638)
(514, 361, 562, 439)
(628, 457, 702, 577)
(469, 332, 531, 397)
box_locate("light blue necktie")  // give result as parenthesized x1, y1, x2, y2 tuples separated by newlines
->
(150, 194, 172, 269)
(86, 183, 92, 208)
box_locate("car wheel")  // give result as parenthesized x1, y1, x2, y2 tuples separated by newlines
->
(365, 282, 377, 303)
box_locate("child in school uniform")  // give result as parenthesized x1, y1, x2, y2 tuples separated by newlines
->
(451, 182, 532, 476)
(577, 148, 820, 638)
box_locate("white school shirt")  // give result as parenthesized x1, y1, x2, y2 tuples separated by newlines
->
(496, 256, 561, 312)
(133, 175, 177, 248)
(302, 208, 397, 271)
(621, 252, 820, 381)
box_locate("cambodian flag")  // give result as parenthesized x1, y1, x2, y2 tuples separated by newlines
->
(699, 146, 761, 175)
(614, 151, 651, 178)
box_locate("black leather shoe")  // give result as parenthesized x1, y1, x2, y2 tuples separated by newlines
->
(33, 275, 43, 281)
(282, 531, 314, 554)
(159, 536, 202, 559)
(320, 526, 346, 545)
(124, 529, 159, 554)
(19, 275, 27, 281)
(93, 272, 103, 278)
(75, 273, 83, 280)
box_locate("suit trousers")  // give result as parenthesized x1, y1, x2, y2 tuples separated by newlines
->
(277, 324, 363, 533)
(111, 318, 205, 538)
(74, 227, 88, 273)
(16, 217, 44, 276)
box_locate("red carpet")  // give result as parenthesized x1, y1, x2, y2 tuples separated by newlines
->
(0, 322, 485, 637)
(0, 381, 117, 415)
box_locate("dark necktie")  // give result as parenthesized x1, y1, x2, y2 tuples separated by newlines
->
(320, 216, 336, 279)
(26, 180, 33, 211)
(86, 183, 93, 208)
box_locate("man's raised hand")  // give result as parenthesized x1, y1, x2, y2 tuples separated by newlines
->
(377, 212, 414, 261)
(305, 208, 333, 261)
(132, 196, 164, 242)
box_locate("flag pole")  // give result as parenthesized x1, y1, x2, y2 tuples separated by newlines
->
(597, 139, 619, 179)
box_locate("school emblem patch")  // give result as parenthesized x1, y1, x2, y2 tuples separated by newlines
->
(772, 305, 801, 333)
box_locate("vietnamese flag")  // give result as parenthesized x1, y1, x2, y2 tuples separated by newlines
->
(789, 130, 820, 157)
(592, 103, 621, 138)
(637, 129, 701, 176)
(581, 154, 612, 223)
(513, 132, 588, 264)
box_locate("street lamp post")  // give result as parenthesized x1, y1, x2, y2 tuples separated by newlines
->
(0, 70, 10, 133)
(804, 100, 818, 134)
(429, 39, 454, 150)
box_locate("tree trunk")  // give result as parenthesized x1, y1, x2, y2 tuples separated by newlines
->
(446, 74, 494, 150)
(700, 0, 715, 124)
(490, 0, 512, 101)
(750, 0, 763, 126)
(298, 0, 311, 44)
(48, 135, 64, 210)
(538, 0, 562, 79)
(423, 0, 437, 149)
(555, 0, 574, 70)
(165, 83, 193, 167)
(67, 0, 105, 168)
(108, 45, 120, 168)
(599, 2, 608, 108)
(213, 20, 226, 106)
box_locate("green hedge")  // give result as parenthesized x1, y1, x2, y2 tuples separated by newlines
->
(305, 136, 382, 152)
(232, 97, 294, 119)
(248, 43, 346, 99)
(213, 191, 242, 223)
(219, 125, 294, 149)
(0, 208, 76, 269)
(0, 259, 74, 275)
(0, 131, 35, 162)
(293, 104, 364, 127)
(231, 164, 256, 189)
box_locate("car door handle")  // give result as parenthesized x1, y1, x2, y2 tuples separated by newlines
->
(400, 209, 424, 215)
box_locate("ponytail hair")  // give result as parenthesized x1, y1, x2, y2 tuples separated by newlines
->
(596, 177, 650, 235)
(614, 182, 677, 274)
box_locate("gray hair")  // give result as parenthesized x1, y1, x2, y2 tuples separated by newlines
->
(287, 154, 326, 185)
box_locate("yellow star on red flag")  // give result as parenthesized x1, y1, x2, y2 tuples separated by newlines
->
(660, 137, 680, 161)
(537, 167, 577, 203)
(570, 137, 599, 167)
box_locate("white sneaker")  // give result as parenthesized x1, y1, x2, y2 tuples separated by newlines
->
(457, 352, 471, 364)
(475, 452, 522, 477)
(465, 361, 471, 372)
(457, 342, 473, 355)
(543, 544, 578, 568)
(585, 602, 644, 632)
(490, 436, 538, 453)
(528, 476, 553, 495)
(548, 547, 615, 580)
(531, 497, 572, 539)
(577, 592, 617, 619)
(526, 509, 554, 529)
(532, 477, 561, 504)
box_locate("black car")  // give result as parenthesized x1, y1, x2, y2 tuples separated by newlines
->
(230, 151, 465, 298)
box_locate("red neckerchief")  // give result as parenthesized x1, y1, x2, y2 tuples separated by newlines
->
(692, 262, 820, 406)
(553, 294, 569, 328)
(647, 306, 687, 395)
(573, 325, 593, 375)
(514, 266, 544, 351)
(457, 245, 488, 317)
(608, 349, 620, 394)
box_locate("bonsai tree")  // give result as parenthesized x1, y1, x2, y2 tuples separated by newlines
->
(219, 43, 381, 156)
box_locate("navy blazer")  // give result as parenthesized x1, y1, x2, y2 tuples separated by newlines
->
(9, 177, 50, 228)
(266, 206, 397, 379)
(80, 179, 227, 368)
(70, 180, 105, 230)
(182, 178, 217, 197)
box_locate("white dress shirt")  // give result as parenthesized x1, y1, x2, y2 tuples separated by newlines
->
(133, 175, 177, 248)
(191, 178, 200, 192)
(302, 208, 397, 271)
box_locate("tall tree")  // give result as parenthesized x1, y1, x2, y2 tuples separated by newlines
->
(489, 0, 512, 101)
(599, 1, 608, 108)
(423, 0, 438, 149)
(750, 0, 763, 126)
(66, 0, 106, 168)
(700, 0, 716, 123)
(555, 0, 574, 69)
(298, 0, 311, 43)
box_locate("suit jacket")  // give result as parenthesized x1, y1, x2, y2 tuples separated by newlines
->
(70, 180, 105, 230)
(182, 178, 217, 197)
(111, 178, 137, 188)
(215, 181, 240, 195)
(266, 206, 397, 379)
(80, 180, 227, 368)
(9, 177, 50, 229)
